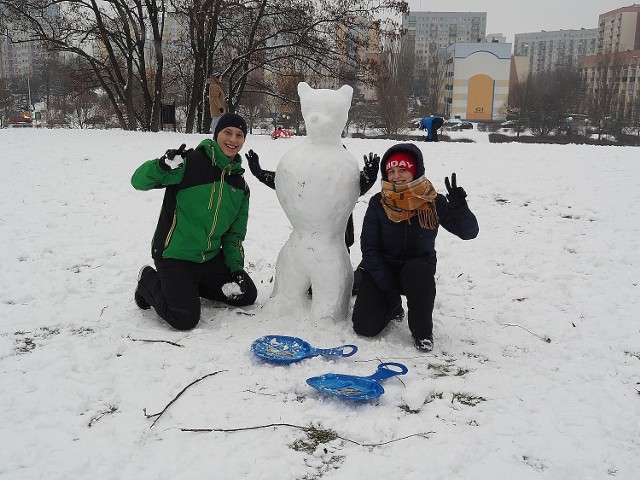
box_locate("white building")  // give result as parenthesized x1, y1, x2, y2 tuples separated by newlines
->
(443, 42, 511, 121)
(513, 29, 597, 76)
(401, 11, 487, 80)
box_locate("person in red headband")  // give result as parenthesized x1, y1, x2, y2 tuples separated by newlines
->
(352, 143, 479, 352)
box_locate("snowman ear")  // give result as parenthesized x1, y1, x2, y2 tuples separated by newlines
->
(298, 82, 312, 97)
(337, 84, 353, 102)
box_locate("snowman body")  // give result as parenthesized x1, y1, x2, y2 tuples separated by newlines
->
(271, 82, 359, 320)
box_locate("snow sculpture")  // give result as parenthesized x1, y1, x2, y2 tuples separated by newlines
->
(271, 82, 360, 321)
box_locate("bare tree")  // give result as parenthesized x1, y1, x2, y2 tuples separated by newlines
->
(417, 45, 447, 117)
(2, 0, 407, 132)
(508, 64, 583, 137)
(373, 28, 411, 138)
(2, 0, 171, 131)
(0, 77, 12, 127)
(585, 55, 623, 140)
(171, 0, 408, 132)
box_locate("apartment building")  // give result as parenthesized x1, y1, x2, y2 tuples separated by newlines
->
(334, 17, 383, 100)
(597, 3, 640, 53)
(0, 34, 42, 79)
(513, 29, 597, 76)
(401, 11, 487, 81)
(581, 4, 640, 119)
(0, 5, 60, 80)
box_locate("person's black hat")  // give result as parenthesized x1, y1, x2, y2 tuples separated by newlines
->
(214, 113, 247, 140)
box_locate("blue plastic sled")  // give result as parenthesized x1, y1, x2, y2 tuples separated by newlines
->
(251, 335, 358, 364)
(306, 362, 408, 401)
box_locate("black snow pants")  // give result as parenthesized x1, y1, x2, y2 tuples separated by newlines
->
(352, 257, 436, 340)
(137, 253, 257, 330)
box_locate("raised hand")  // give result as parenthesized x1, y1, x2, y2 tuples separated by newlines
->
(444, 172, 468, 210)
(360, 152, 380, 194)
(245, 149, 262, 178)
(159, 143, 188, 170)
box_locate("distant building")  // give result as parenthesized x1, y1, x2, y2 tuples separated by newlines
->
(508, 55, 530, 105)
(0, 33, 42, 79)
(487, 33, 506, 44)
(442, 42, 511, 121)
(597, 3, 640, 53)
(401, 11, 487, 94)
(335, 17, 383, 101)
(0, 5, 60, 80)
(581, 4, 640, 119)
(513, 28, 597, 76)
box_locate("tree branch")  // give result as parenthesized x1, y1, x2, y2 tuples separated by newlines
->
(127, 335, 184, 347)
(180, 423, 435, 448)
(500, 323, 551, 343)
(144, 370, 227, 428)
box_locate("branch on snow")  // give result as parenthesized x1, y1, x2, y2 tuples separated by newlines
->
(127, 335, 184, 348)
(180, 423, 435, 448)
(144, 370, 228, 428)
(500, 323, 552, 343)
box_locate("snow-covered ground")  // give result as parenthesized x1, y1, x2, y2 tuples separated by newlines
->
(1, 127, 639, 479)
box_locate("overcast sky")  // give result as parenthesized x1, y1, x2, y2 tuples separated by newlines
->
(405, 0, 630, 43)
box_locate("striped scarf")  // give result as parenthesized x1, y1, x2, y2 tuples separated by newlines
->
(380, 175, 439, 229)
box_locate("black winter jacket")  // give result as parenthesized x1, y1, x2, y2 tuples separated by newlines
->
(360, 191, 479, 292)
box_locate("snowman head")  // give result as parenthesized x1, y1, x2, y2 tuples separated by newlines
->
(298, 82, 353, 143)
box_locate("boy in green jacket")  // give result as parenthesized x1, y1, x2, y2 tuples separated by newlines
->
(132, 113, 257, 330)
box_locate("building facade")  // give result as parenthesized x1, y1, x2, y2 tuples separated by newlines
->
(597, 4, 640, 54)
(335, 17, 382, 100)
(0, 4, 60, 80)
(0, 34, 42, 79)
(581, 4, 640, 120)
(513, 29, 597, 76)
(443, 42, 511, 121)
(401, 11, 487, 82)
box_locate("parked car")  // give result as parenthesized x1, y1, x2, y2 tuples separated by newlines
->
(8, 110, 33, 126)
(449, 121, 473, 131)
(442, 119, 473, 130)
(442, 119, 461, 130)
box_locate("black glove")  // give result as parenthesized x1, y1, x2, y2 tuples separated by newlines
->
(159, 143, 189, 171)
(360, 152, 380, 194)
(228, 270, 247, 300)
(444, 172, 468, 210)
(245, 149, 276, 189)
(245, 149, 262, 178)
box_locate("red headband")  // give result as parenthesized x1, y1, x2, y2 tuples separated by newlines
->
(385, 152, 417, 176)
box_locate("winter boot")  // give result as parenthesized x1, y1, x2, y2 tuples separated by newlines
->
(414, 335, 434, 352)
(391, 304, 405, 322)
(134, 265, 155, 310)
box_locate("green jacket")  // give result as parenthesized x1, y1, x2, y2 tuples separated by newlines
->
(131, 139, 250, 272)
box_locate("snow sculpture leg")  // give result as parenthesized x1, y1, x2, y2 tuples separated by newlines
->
(270, 82, 360, 321)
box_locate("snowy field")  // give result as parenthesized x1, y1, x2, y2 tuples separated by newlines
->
(1, 127, 639, 479)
